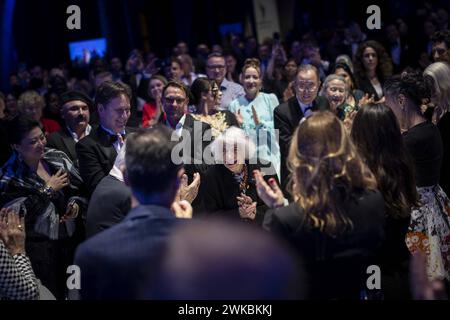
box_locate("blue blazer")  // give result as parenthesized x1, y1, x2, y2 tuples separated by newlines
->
(75, 204, 180, 299)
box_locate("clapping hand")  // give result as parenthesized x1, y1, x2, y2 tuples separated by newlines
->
(0, 208, 26, 255)
(176, 173, 201, 203)
(234, 109, 244, 127)
(237, 193, 257, 220)
(171, 200, 193, 219)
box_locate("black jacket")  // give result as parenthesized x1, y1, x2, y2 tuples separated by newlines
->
(263, 189, 385, 299)
(274, 96, 329, 191)
(76, 126, 133, 195)
(46, 126, 87, 167)
(85, 175, 132, 238)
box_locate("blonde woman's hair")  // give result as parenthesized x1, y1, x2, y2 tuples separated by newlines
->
(18, 90, 45, 112)
(241, 58, 261, 76)
(287, 111, 377, 237)
(424, 62, 450, 113)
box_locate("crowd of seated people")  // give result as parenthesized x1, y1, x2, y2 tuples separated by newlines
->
(1, 6, 450, 300)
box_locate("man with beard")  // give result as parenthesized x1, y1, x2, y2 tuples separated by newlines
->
(47, 91, 92, 168)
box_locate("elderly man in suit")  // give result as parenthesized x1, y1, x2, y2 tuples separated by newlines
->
(76, 81, 133, 194)
(274, 64, 329, 191)
(46, 91, 92, 167)
(75, 125, 192, 299)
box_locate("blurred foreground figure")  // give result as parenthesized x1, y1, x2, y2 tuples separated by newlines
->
(145, 219, 304, 299)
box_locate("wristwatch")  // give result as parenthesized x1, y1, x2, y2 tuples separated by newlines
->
(41, 185, 55, 198)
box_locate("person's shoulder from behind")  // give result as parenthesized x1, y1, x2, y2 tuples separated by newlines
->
(263, 202, 305, 234)
(351, 188, 385, 226)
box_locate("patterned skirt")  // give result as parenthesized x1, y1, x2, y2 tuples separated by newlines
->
(406, 185, 450, 281)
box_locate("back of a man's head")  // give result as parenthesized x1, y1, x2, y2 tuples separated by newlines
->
(144, 219, 305, 299)
(125, 125, 182, 201)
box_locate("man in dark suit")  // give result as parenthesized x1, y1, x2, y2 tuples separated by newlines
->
(75, 126, 191, 299)
(274, 64, 329, 191)
(76, 81, 133, 194)
(46, 91, 92, 167)
(85, 146, 132, 238)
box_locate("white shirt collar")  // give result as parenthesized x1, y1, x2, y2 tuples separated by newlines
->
(67, 124, 92, 143)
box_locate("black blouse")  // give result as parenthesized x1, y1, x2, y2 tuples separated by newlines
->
(438, 112, 450, 195)
(263, 189, 385, 299)
(403, 121, 443, 187)
(199, 163, 278, 225)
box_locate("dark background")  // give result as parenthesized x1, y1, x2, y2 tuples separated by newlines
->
(1, 0, 449, 90)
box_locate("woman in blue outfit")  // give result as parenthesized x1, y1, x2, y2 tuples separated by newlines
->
(229, 58, 281, 179)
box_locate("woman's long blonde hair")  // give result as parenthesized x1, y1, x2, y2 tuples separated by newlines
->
(287, 111, 377, 237)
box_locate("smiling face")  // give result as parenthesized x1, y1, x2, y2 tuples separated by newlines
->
(242, 66, 261, 98)
(206, 56, 226, 84)
(162, 85, 188, 126)
(149, 78, 165, 100)
(222, 143, 245, 173)
(61, 100, 90, 132)
(98, 94, 131, 134)
(362, 47, 378, 72)
(14, 126, 46, 162)
(294, 69, 320, 105)
(325, 79, 347, 107)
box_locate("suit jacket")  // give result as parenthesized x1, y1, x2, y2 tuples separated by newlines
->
(46, 127, 80, 167)
(85, 175, 132, 238)
(356, 77, 385, 101)
(263, 189, 385, 299)
(274, 96, 329, 191)
(75, 204, 181, 299)
(76, 126, 133, 195)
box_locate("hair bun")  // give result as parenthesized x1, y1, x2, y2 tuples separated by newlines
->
(244, 58, 260, 67)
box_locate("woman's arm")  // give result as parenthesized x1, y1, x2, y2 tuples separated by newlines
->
(0, 243, 39, 300)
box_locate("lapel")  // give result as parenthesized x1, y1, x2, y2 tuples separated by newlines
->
(95, 126, 118, 163)
(287, 97, 303, 128)
(59, 127, 78, 161)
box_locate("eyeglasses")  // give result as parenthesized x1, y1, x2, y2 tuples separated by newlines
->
(296, 82, 317, 92)
(164, 97, 186, 104)
(206, 65, 226, 70)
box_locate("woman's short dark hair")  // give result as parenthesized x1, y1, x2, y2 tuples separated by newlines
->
(7, 115, 43, 145)
(351, 103, 419, 218)
(190, 78, 212, 106)
(331, 62, 358, 91)
(125, 125, 182, 197)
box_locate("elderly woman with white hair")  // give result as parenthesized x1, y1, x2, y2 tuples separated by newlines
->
(424, 62, 450, 195)
(199, 127, 278, 224)
(319, 74, 356, 120)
